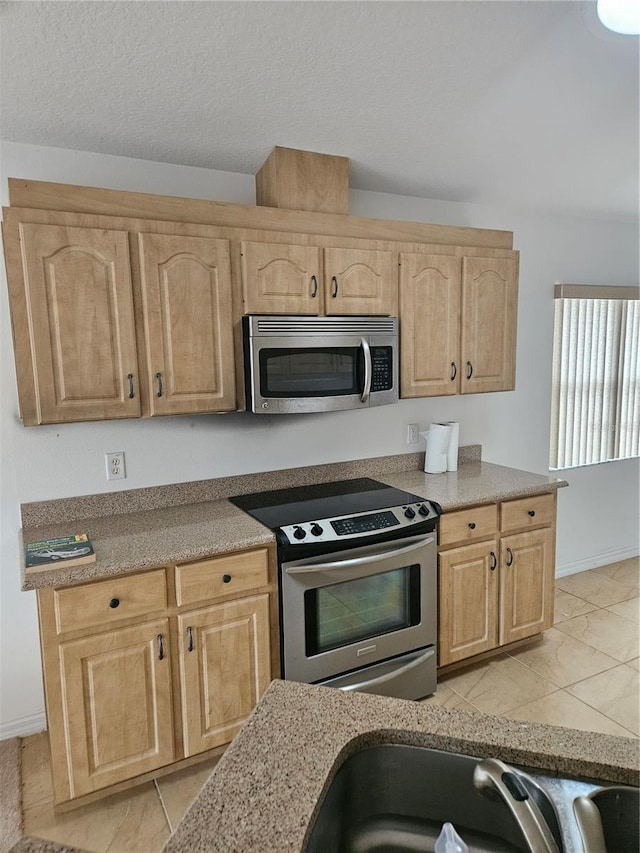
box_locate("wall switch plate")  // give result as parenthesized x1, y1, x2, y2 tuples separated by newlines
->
(105, 451, 126, 480)
(407, 423, 419, 445)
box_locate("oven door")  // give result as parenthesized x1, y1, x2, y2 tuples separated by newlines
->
(280, 532, 436, 686)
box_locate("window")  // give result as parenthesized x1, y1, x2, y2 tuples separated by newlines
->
(550, 284, 639, 470)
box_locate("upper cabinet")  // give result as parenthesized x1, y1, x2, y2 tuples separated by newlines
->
(400, 252, 518, 398)
(2, 210, 237, 425)
(136, 233, 236, 415)
(11, 222, 141, 424)
(241, 241, 397, 316)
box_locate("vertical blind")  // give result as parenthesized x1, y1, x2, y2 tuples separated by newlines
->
(550, 288, 639, 470)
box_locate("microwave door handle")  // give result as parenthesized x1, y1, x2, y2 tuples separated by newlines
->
(338, 647, 435, 693)
(360, 337, 372, 403)
(284, 535, 435, 575)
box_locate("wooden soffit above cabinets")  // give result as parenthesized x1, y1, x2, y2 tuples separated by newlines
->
(8, 178, 513, 250)
(255, 146, 350, 215)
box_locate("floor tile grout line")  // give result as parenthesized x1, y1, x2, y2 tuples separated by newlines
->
(154, 778, 175, 833)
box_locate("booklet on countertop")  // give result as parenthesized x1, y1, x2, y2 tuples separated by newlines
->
(25, 534, 96, 572)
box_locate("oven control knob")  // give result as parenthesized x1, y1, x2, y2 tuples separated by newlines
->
(310, 523, 323, 536)
(292, 526, 306, 540)
(418, 504, 430, 516)
(404, 507, 416, 519)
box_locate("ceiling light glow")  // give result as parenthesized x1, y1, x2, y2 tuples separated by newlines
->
(596, 0, 640, 34)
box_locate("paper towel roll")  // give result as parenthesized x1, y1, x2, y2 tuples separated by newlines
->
(421, 424, 451, 473)
(442, 421, 459, 472)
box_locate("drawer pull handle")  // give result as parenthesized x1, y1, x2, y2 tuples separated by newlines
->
(156, 372, 163, 398)
(466, 361, 473, 380)
(311, 275, 318, 298)
(157, 633, 164, 661)
(528, 510, 536, 517)
(450, 362, 457, 381)
(489, 551, 497, 571)
(331, 275, 338, 298)
(222, 574, 232, 584)
(187, 626, 194, 652)
(127, 373, 135, 399)
(468, 522, 476, 530)
(109, 598, 120, 609)
(506, 547, 514, 567)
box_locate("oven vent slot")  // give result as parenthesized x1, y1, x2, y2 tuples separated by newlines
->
(251, 317, 398, 335)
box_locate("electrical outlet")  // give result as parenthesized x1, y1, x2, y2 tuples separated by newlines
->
(105, 451, 126, 481)
(407, 423, 419, 445)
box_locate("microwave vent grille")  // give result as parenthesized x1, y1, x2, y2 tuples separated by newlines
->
(251, 316, 397, 335)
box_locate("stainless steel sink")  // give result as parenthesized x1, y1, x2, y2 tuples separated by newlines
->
(304, 744, 564, 853)
(573, 785, 640, 853)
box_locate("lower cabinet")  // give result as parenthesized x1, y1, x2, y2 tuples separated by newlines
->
(438, 493, 556, 667)
(36, 546, 276, 806)
(177, 595, 271, 756)
(58, 620, 175, 799)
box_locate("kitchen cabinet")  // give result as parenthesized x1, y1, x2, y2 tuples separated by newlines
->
(2, 211, 238, 424)
(135, 232, 236, 415)
(437, 492, 555, 667)
(177, 595, 271, 756)
(36, 545, 275, 807)
(9, 222, 141, 424)
(241, 240, 397, 316)
(399, 252, 518, 397)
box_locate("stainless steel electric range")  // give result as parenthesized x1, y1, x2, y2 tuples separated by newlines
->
(230, 478, 442, 700)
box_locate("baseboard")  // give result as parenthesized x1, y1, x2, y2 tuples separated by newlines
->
(556, 546, 639, 578)
(0, 712, 46, 740)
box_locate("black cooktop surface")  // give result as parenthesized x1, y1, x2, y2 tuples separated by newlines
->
(229, 477, 429, 529)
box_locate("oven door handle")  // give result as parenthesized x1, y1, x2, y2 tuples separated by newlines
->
(284, 535, 435, 574)
(360, 337, 372, 404)
(339, 647, 436, 693)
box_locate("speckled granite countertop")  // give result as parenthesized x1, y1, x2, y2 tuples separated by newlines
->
(162, 679, 639, 852)
(20, 447, 567, 590)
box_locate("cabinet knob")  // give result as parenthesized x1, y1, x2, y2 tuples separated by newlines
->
(109, 598, 120, 609)
(222, 574, 232, 583)
(528, 510, 536, 517)
(468, 522, 476, 530)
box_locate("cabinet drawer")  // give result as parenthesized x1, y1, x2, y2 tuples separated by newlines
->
(175, 548, 269, 607)
(53, 569, 167, 635)
(438, 504, 498, 548)
(500, 493, 555, 534)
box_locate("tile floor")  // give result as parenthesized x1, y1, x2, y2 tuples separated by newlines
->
(19, 558, 639, 852)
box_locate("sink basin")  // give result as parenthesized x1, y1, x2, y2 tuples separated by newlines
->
(574, 785, 640, 853)
(304, 744, 563, 853)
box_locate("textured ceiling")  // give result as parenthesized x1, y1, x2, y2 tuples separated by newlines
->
(0, 1, 638, 221)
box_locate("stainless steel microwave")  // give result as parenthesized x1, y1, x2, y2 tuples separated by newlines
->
(242, 315, 399, 414)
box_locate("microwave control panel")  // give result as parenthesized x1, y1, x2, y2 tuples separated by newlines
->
(371, 347, 393, 392)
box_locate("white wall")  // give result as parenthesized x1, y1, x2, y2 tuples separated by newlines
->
(1, 141, 638, 737)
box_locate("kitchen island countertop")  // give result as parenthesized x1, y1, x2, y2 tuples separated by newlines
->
(162, 679, 639, 852)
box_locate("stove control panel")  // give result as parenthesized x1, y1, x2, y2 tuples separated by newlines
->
(278, 501, 441, 546)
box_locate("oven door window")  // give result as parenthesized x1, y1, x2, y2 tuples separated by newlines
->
(258, 347, 363, 397)
(304, 565, 421, 656)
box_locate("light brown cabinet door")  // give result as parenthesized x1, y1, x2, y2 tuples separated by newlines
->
(438, 541, 499, 666)
(178, 594, 271, 757)
(19, 223, 140, 423)
(58, 619, 174, 798)
(399, 253, 461, 397)
(324, 248, 397, 316)
(500, 528, 554, 645)
(461, 256, 518, 393)
(137, 233, 236, 415)
(241, 241, 322, 314)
